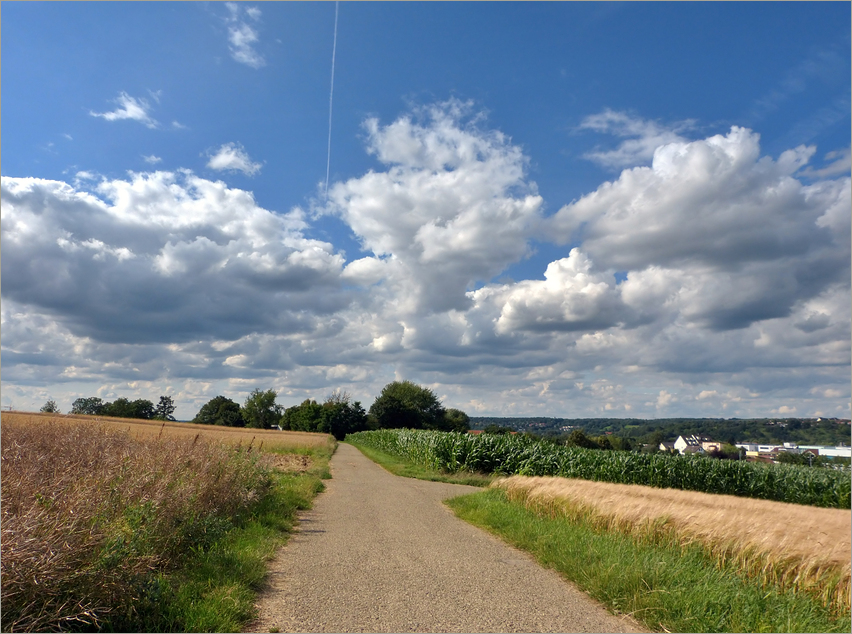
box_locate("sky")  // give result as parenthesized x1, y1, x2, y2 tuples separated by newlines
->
(2, 1, 850, 421)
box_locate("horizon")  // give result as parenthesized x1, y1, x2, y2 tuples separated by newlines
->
(2, 2, 850, 421)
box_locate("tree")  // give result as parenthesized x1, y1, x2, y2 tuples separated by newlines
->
(71, 397, 105, 415)
(242, 389, 282, 429)
(564, 429, 599, 450)
(368, 381, 447, 430)
(443, 408, 470, 433)
(193, 396, 245, 427)
(483, 424, 515, 435)
(40, 399, 60, 414)
(154, 396, 177, 421)
(281, 399, 323, 432)
(319, 397, 369, 440)
(280, 391, 370, 440)
(101, 398, 155, 419)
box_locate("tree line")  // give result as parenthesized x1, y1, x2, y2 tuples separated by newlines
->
(48, 381, 470, 441)
(50, 396, 177, 421)
(194, 380, 469, 440)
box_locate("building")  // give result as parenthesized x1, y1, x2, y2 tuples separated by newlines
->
(673, 435, 719, 455)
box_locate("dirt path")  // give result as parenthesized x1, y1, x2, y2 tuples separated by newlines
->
(247, 443, 645, 633)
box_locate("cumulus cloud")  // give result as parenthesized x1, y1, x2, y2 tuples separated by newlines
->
(578, 109, 693, 168)
(544, 127, 849, 331)
(326, 99, 543, 313)
(1, 172, 345, 345)
(206, 143, 263, 176)
(90, 92, 158, 128)
(143, 155, 162, 164)
(225, 3, 265, 68)
(2, 101, 850, 419)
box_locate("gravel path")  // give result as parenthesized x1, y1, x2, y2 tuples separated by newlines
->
(247, 443, 645, 633)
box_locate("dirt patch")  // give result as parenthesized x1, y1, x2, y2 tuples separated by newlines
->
(261, 453, 313, 473)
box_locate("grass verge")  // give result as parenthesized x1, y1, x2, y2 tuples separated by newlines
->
(135, 466, 329, 633)
(446, 489, 850, 633)
(346, 440, 494, 486)
(1, 417, 334, 632)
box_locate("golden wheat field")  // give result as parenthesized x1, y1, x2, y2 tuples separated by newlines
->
(495, 475, 851, 611)
(1, 411, 334, 452)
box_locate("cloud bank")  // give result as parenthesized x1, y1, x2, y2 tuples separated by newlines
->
(2, 101, 849, 419)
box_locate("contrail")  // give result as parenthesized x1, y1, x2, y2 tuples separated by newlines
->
(325, 1, 339, 200)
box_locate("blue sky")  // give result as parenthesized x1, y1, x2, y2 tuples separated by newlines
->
(2, 2, 850, 420)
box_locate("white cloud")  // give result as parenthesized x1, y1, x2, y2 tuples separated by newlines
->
(579, 109, 693, 168)
(90, 92, 159, 128)
(225, 4, 265, 68)
(802, 147, 852, 179)
(326, 99, 543, 313)
(206, 143, 263, 176)
(2, 102, 850, 420)
(1, 172, 344, 346)
(142, 155, 162, 164)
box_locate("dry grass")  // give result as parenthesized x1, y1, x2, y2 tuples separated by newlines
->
(3, 410, 334, 452)
(494, 475, 851, 613)
(0, 415, 276, 632)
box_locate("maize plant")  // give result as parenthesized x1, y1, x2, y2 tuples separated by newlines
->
(347, 429, 851, 509)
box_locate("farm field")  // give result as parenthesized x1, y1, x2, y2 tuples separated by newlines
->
(0, 412, 333, 632)
(347, 428, 851, 508)
(495, 475, 851, 612)
(2, 410, 333, 451)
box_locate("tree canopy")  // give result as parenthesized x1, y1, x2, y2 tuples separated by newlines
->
(192, 395, 245, 427)
(368, 381, 468, 432)
(242, 389, 282, 429)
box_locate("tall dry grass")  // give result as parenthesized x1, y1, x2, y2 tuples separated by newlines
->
(494, 475, 851, 613)
(1, 416, 273, 632)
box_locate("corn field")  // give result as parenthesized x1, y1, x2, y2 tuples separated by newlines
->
(347, 429, 851, 509)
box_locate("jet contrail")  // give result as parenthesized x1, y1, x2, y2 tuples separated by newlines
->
(325, 1, 339, 200)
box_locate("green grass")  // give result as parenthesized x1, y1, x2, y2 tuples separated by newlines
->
(346, 440, 495, 487)
(447, 489, 851, 633)
(108, 455, 331, 633)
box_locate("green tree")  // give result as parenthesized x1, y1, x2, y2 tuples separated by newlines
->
(242, 389, 282, 429)
(443, 408, 470, 433)
(483, 423, 514, 435)
(193, 396, 245, 427)
(565, 429, 599, 450)
(71, 397, 104, 415)
(101, 398, 155, 419)
(40, 399, 60, 414)
(281, 399, 323, 432)
(154, 396, 177, 421)
(368, 380, 447, 430)
(319, 392, 369, 439)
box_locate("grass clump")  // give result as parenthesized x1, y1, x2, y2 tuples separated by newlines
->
(447, 489, 851, 633)
(346, 439, 494, 486)
(1, 417, 331, 632)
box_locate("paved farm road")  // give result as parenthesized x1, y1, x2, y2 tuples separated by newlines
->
(247, 443, 645, 633)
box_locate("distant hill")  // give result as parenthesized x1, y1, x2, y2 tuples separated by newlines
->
(469, 417, 852, 447)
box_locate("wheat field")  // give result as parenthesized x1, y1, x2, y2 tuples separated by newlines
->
(494, 475, 851, 612)
(1, 411, 333, 452)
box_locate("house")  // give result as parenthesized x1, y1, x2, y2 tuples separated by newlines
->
(659, 441, 676, 452)
(674, 435, 717, 455)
